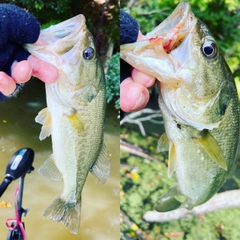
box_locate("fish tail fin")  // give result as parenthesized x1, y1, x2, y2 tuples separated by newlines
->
(43, 196, 81, 234)
(155, 185, 185, 212)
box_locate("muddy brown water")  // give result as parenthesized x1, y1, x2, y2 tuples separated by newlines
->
(0, 79, 119, 239)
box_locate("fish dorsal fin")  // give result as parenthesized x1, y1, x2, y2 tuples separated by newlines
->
(168, 141, 176, 178)
(35, 108, 52, 140)
(38, 155, 62, 181)
(90, 143, 111, 184)
(157, 132, 170, 152)
(193, 131, 227, 171)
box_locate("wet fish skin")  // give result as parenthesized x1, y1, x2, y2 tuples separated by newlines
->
(121, 2, 239, 210)
(26, 15, 110, 234)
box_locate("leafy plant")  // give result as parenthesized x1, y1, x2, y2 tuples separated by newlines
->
(106, 52, 120, 111)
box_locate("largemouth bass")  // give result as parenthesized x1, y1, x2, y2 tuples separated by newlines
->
(121, 1, 239, 211)
(26, 15, 111, 234)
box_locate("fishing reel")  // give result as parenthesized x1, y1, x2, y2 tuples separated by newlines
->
(0, 148, 34, 240)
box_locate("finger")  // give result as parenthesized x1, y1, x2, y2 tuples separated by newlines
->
(11, 60, 32, 84)
(28, 55, 58, 83)
(137, 31, 149, 41)
(120, 77, 149, 112)
(132, 68, 156, 88)
(0, 72, 16, 95)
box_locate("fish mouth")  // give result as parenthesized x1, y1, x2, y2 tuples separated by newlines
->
(120, 2, 197, 72)
(40, 15, 87, 54)
(147, 1, 197, 53)
(121, 2, 196, 53)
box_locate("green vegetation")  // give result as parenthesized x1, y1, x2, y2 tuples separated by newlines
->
(106, 52, 120, 112)
(120, 128, 240, 240)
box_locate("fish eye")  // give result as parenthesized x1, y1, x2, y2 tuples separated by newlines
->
(201, 41, 217, 59)
(83, 47, 95, 60)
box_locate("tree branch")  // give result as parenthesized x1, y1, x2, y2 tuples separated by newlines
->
(120, 139, 161, 162)
(143, 190, 240, 223)
(120, 108, 163, 136)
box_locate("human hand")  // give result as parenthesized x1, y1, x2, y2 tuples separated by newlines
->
(0, 4, 58, 98)
(120, 31, 156, 112)
(120, 69, 156, 112)
(0, 42, 58, 96)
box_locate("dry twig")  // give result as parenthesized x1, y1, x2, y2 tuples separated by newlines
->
(120, 108, 163, 136)
(120, 139, 161, 162)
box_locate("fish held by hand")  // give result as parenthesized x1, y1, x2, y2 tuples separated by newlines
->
(121, 1, 239, 211)
(26, 15, 110, 234)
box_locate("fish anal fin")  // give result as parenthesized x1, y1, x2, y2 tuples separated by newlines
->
(157, 132, 170, 152)
(155, 186, 184, 212)
(193, 131, 227, 171)
(38, 155, 62, 181)
(43, 196, 81, 235)
(35, 108, 52, 140)
(168, 141, 176, 178)
(90, 143, 111, 184)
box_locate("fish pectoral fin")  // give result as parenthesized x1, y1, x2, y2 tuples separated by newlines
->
(193, 131, 227, 171)
(168, 141, 177, 178)
(67, 111, 84, 134)
(158, 134, 176, 177)
(35, 107, 52, 140)
(155, 185, 184, 212)
(35, 107, 48, 125)
(38, 155, 62, 181)
(90, 143, 111, 184)
(157, 132, 170, 152)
